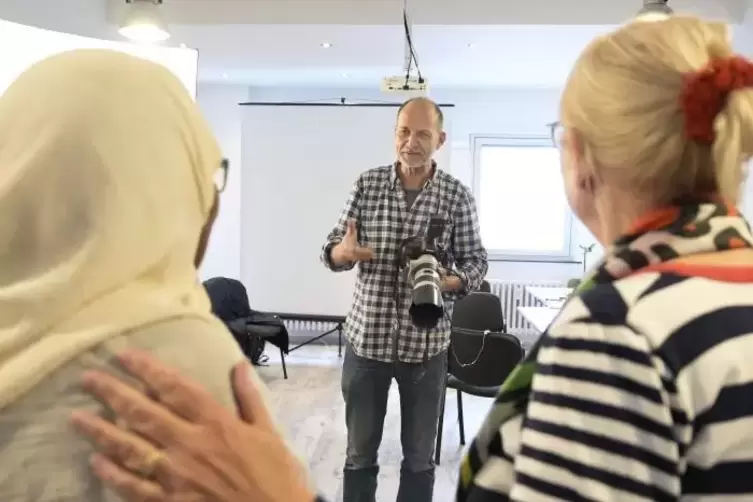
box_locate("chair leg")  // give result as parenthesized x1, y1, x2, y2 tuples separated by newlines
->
(457, 389, 466, 446)
(280, 348, 288, 379)
(435, 387, 447, 465)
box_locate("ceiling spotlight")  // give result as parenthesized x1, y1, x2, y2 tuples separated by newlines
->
(320, 42, 332, 48)
(119, 0, 170, 43)
(636, 0, 672, 21)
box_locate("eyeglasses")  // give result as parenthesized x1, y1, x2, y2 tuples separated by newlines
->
(548, 121, 564, 149)
(214, 158, 229, 192)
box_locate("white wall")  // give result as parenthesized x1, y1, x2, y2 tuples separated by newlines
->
(196, 84, 249, 280)
(243, 85, 597, 282)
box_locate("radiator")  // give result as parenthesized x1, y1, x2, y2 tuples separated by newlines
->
(280, 319, 342, 333)
(487, 279, 567, 342)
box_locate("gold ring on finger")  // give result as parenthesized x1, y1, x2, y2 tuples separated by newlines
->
(137, 449, 166, 478)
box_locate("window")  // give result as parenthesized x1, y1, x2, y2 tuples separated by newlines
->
(471, 135, 573, 261)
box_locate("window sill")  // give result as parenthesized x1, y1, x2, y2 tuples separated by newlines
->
(487, 256, 581, 265)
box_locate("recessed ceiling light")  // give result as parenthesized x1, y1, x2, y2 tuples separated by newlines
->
(179, 43, 187, 48)
(341, 73, 349, 78)
(221, 73, 229, 79)
(118, 0, 170, 43)
(320, 42, 332, 48)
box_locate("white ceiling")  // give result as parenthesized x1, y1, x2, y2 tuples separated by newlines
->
(176, 24, 619, 87)
(106, 0, 747, 26)
(1, 0, 751, 88)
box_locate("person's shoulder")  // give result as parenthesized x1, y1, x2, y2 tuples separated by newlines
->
(98, 316, 246, 412)
(358, 165, 392, 183)
(436, 168, 462, 186)
(436, 169, 472, 198)
(622, 272, 753, 342)
(543, 278, 658, 363)
(556, 272, 671, 329)
(352, 165, 392, 193)
(555, 271, 753, 342)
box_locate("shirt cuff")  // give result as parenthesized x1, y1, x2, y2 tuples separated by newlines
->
(323, 240, 355, 272)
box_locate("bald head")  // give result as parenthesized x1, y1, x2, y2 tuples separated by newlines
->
(397, 97, 444, 131)
(395, 97, 446, 171)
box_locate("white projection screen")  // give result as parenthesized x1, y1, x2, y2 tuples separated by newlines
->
(0, 19, 198, 98)
(241, 103, 454, 316)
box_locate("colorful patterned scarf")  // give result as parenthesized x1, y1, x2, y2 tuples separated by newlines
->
(457, 201, 753, 499)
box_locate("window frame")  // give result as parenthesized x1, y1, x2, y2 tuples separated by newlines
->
(471, 134, 575, 263)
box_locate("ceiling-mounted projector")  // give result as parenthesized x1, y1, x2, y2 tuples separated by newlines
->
(381, 75, 428, 93)
(382, 3, 427, 94)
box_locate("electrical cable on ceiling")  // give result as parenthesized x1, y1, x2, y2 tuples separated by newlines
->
(403, 12, 422, 81)
(403, 35, 414, 87)
(402, 0, 424, 89)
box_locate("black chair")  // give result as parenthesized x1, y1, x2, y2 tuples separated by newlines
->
(203, 277, 290, 379)
(479, 280, 492, 293)
(435, 292, 523, 464)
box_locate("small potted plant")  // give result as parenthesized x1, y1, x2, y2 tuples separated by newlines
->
(567, 244, 596, 291)
(579, 243, 596, 274)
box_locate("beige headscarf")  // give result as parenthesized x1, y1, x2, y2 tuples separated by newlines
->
(0, 49, 223, 410)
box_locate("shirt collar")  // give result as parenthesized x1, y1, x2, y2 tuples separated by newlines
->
(390, 161, 438, 189)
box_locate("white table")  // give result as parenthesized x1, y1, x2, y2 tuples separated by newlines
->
(527, 287, 573, 307)
(518, 306, 560, 333)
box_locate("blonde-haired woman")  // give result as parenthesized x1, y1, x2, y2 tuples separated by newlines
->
(458, 15, 753, 501)
(0, 49, 261, 501)
(70, 14, 753, 502)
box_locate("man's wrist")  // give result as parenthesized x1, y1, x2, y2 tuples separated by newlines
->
(329, 242, 354, 268)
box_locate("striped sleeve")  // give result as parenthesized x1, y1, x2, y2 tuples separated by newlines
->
(509, 321, 683, 502)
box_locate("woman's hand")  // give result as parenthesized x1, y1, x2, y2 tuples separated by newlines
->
(70, 349, 314, 502)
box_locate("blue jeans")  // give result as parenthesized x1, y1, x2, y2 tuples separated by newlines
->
(341, 344, 447, 502)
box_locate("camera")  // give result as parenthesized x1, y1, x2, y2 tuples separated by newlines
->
(399, 217, 447, 329)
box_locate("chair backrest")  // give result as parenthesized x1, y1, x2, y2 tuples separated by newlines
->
(479, 280, 492, 293)
(452, 292, 505, 332)
(203, 277, 252, 322)
(449, 293, 522, 387)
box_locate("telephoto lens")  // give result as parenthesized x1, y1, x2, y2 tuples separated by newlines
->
(408, 253, 444, 328)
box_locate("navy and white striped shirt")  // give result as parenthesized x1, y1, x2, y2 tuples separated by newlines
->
(463, 265, 753, 501)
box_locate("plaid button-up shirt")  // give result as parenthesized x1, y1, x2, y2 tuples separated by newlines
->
(321, 164, 488, 363)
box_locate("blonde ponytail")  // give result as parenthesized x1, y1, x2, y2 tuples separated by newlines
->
(712, 91, 753, 203)
(561, 16, 752, 205)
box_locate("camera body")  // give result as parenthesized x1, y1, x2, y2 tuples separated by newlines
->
(399, 217, 447, 329)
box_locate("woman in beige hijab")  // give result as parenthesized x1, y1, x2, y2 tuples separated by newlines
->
(0, 49, 248, 500)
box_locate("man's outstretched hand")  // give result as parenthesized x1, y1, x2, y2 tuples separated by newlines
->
(331, 219, 374, 265)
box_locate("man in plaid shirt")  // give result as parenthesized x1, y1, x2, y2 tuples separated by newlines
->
(321, 97, 488, 502)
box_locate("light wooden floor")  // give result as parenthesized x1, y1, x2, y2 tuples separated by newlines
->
(256, 344, 494, 502)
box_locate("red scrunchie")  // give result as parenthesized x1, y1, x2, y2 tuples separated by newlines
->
(680, 56, 753, 144)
